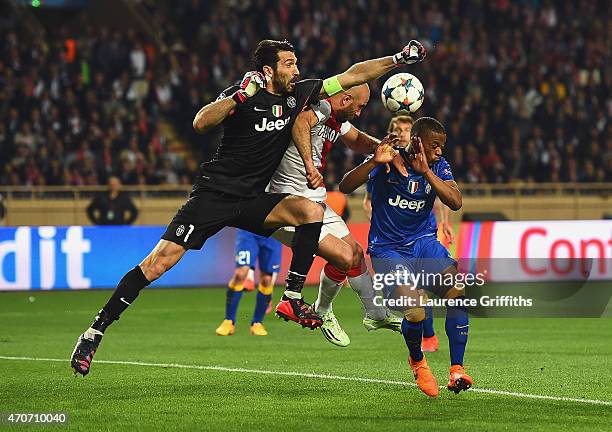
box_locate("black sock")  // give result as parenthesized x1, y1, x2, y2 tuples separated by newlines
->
(285, 221, 323, 294)
(92, 266, 150, 331)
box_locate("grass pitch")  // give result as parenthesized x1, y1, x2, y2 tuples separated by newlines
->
(0, 287, 611, 431)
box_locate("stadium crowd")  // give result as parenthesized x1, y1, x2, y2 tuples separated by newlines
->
(0, 24, 195, 186)
(1, 0, 610, 187)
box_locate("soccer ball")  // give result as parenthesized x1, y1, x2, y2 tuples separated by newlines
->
(381, 72, 425, 113)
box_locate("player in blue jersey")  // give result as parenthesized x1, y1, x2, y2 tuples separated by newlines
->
(216, 229, 282, 336)
(340, 117, 472, 398)
(363, 114, 455, 353)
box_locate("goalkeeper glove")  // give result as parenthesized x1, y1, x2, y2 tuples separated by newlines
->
(393, 40, 427, 65)
(232, 71, 266, 104)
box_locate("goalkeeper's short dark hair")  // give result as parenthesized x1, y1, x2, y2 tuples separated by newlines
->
(410, 117, 446, 138)
(254, 40, 295, 73)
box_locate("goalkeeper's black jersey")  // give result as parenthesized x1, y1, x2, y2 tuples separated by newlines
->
(195, 79, 323, 197)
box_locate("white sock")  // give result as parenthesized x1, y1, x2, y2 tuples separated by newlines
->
(314, 268, 344, 314)
(348, 270, 387, 320)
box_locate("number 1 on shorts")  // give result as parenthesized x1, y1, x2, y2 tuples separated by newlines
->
(184, 224, 195, 242)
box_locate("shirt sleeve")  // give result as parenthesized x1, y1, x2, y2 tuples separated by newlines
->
(339, 121, 352, 136)
(366, 177, 374, 194)
(217, 84, 243, 118)
(215, 85, 240, 101)
(436, 158, 455, 181)
(364, 154, 382, 185)
(310, 99, 331, 123)
(295, 79, 324, 109)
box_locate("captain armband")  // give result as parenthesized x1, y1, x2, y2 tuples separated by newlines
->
(322, 76, 345, 96)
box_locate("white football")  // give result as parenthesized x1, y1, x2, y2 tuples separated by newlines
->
(381, 72, 425, 113)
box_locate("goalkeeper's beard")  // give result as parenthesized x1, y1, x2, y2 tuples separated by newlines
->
(272, 75, 295, 95)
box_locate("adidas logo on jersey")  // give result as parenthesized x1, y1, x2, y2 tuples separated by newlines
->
(388, 195, 426, 211)
(255, 117, 290, 132)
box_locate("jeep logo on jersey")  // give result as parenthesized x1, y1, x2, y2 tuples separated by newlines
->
(408, 180, 419, 194)
(272, 105, 283, 117)
(255, 117, 290, 132)
(388, 195, 426, 211)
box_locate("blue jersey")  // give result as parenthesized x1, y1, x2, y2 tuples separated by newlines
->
(367, 156, 454, 253)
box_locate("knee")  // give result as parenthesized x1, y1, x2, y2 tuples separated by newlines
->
(404, 307, 426, 322)
(232, 267, 249, 285)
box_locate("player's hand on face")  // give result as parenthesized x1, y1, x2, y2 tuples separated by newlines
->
(374, 133, 399, 164)
(305, 164, 324, 190)
(407, 136, 429, 174)
(393, 40, 427, 65)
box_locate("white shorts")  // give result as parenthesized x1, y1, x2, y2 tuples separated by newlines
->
(272, 204, 350, 246)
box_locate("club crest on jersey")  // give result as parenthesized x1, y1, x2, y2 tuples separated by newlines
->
(287, 96, 296, 108)
(272, 105, 283, 117)
(408, 180, 419, 194)
(176, 225, 185, 236)
(425, 183, 431, 194)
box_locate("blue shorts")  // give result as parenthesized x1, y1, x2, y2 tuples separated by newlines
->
(370, 234, 457, 298)
(235, 229, 282, 274)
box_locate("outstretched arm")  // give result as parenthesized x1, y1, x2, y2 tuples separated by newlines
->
(334, 57, 397, 93)
(320, 40, 426, 97)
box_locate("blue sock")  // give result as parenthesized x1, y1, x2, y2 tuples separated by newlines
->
(225, 289, 244, 322)
(252, 291, 271, 324)
(401, 318, 424, 362)
(445, 296, 469, 366)
(423, 305, 435, 338)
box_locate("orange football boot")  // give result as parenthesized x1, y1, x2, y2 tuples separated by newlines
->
(422, 335, 439, 352)
(408, 356, 439, 398)
(447, 365, 473, 394)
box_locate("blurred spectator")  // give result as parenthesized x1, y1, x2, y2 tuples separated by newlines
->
(86, 176, 138, 225)
(0, 22, 188, 187)
(0, 0, 610, 187)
